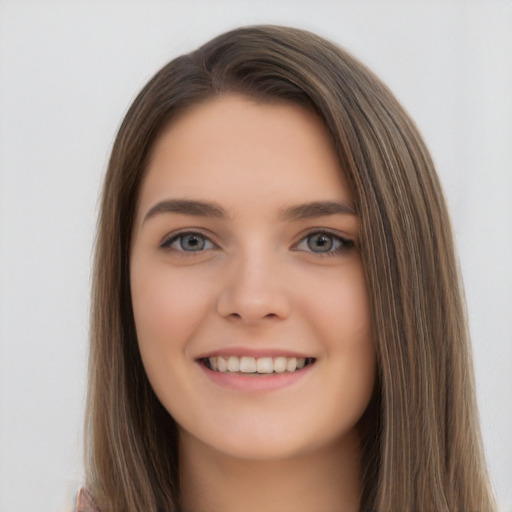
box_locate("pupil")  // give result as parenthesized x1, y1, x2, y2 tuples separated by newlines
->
(182, 235, 204, 251)
(308, 233, 333, 252)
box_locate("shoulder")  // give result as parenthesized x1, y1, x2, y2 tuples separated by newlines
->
(74, 487, 101, 512)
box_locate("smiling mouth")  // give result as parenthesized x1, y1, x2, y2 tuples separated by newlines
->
(200, 355, 316, 374)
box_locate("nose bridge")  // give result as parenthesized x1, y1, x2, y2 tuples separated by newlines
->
(216, 241, 290, 324)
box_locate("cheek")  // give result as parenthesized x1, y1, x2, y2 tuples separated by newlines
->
(304, 264, 372, 346)
(336, 271, 376, 410)
(130, 264, 212, 357)
(305, 266, 375, 404)
(130, 264, 217, 413)
(332, 268, 374, 371)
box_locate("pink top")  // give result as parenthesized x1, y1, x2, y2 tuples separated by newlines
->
(74, 487, 101, 512)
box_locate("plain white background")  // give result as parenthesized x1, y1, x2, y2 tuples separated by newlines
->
(0, 1, 510, 511)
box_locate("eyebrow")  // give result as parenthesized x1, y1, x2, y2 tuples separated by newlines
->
(280, 200, 357, 221)
(142, 198, 357, 224)
(143, 199, 229, 223)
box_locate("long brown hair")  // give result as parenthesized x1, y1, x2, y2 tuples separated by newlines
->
(86, 25, 495, 511)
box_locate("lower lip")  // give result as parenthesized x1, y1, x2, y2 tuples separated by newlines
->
(198, 362, 314, 392)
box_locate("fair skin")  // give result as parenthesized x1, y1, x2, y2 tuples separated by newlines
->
(130, 94, 375, 512)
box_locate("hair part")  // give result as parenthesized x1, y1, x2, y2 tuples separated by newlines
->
(86, 25, 495, 511)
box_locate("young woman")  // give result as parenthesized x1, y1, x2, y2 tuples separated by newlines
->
(77, 25, 496, 512)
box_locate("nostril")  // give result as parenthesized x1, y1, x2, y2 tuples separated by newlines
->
(227, 311, 280, 322)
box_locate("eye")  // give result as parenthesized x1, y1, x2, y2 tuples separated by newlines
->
(161, 232, 215, 252)
(296, 231, 354, 255)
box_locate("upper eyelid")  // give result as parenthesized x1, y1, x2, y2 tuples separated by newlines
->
(293, 227, 354, 244)
(161, 228, 216, 244)
(291, 233, 355, 261)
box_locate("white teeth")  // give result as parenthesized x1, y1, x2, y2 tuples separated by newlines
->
(240, 356, 257, 373)
(207, 355, 312, 374)
(227, 356, 240, 372)
(256, 357, 273, 374)
(273, 356, 287, 373)
(286, 357, 297, 372)
(217, 356, 227, 372)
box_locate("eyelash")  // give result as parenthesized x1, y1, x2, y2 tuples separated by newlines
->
(160, 230, 354, 257)
(160, 231, 216, 253)
(294, 231, 355, 256)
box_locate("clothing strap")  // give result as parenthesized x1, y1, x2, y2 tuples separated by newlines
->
(74, 487, 101, 512)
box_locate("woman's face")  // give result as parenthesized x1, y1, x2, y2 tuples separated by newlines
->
(130, 95, 375, 461)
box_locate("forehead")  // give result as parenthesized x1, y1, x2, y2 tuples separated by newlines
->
(138, 94, 352, 214)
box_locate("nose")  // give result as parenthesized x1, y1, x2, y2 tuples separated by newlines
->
(215, 251, 291, 325)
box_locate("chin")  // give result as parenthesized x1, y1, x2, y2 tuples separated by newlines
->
(180, 421, 357, 463)
(217, 438, 308, 461)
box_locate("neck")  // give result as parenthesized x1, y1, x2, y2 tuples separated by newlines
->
(179, 429, 362, 512)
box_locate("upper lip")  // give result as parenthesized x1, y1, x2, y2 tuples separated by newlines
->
(195, 347, 314, 359)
